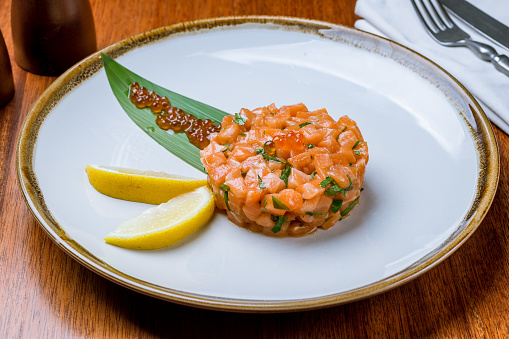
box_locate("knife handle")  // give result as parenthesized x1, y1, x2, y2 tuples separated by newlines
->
(464, 40, 509, 77)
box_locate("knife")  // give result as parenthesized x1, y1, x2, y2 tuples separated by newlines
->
(441, 0, 509, 50)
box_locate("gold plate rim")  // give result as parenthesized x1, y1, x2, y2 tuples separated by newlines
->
(15, 15, 499, 313)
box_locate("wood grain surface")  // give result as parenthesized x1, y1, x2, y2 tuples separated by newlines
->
(1, 0, 509, 338)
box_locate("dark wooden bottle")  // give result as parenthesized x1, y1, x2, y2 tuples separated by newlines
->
(11, 0, 97, 76)
(0, 29, 14, 107)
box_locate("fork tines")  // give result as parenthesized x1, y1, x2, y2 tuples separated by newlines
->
(412, 0, 454, 33)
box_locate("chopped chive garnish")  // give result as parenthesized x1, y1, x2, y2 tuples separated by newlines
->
(299, 122, 311, 128)
(233, 113, 246, 125)
(331, 199, 343, 213)
(224, 193, 231, 211)
(272, 215, 287, 233)
(322, 175, 355, 197)
(219, 184, 230, 191)
(353, 140, 364, 148)
(240, 133, 246, 136)
(354, 150, 362, 156)
(263, 199, 267, 211)
(308, 144, 315, 149)
(325, 185, 342, 196)
(270, 214, 279, 222)
(258, 175, 266, 189)
(262, 153, 287, 163)
(336, 175, 354, 197)
(341, 126, 347, 132)
(219, 184, 231, 211)
(320, 177, 333, 188)
(341, 197, 360, 216)
(272, 196, 290, 210)
(311, 171, 316, 180)
(280, 164, 292, 187)
(256, 147, 287, 164)
(305, 211, 326, 216)
(346, 174, 353, 188)
(222, 143, 229, 152)
(324, 216, 333, 222)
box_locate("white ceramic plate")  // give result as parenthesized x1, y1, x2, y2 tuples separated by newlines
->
(17, 17, 498, 312)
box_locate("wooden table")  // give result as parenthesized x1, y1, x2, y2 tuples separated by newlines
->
(1, 0, 508, 337)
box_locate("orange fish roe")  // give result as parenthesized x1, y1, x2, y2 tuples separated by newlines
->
(200, 103, 369, 237)
(129, 82, 220, 149)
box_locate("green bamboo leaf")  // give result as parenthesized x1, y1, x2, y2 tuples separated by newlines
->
(101, 53, 230, 173)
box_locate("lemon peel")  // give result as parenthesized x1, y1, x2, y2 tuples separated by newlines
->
(85, 165, 207, 205)
(104, 186, 214, 250)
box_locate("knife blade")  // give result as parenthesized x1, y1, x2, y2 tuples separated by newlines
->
(441, 0, 509, 50)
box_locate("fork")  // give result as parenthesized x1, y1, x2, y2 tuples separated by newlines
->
(411, 0, 509, 77)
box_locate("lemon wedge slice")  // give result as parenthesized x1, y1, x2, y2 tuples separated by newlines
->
(104, 186, 215, 249)
(85, 165, 207, 205)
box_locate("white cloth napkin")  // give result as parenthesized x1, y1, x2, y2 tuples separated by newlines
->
(355, 0, 509, 134)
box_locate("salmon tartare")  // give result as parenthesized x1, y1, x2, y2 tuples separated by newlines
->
(200, 103, 368, 237)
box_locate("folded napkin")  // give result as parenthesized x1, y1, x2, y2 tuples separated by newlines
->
(355, 0, 509, 134)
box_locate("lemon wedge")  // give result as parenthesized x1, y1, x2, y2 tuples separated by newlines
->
(85, 165, 207, 205)
(104, 186, 215, 249)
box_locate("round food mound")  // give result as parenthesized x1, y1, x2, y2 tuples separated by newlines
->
(200, 103, 368, 237)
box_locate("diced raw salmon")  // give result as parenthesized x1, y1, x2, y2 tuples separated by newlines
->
(230, 143, 256, 162)
(300, 125, 324, 145)
(245, 189, 264, 207)
(296, 181, 325, 200)
(328, 164, 354, 189)
(294, 195, 320, 214)
(314, 153, 333, 169)
(288, 151, 312, 168)
(315, 195, 333, 213)
(263, 194, 287, 216)
(276, 189, 304, 211)
(284, 103, 308, 116)
(208, 164, 229, 185)
(265, 116, 284, 129)
(256, 213, 277, 228)
(216, 124, 240, 144)
(201, 151, 227, 167)
(225, 176, 247, 201)
(318, 135, 340, 153)
(262, 173, 286, 194)
(200, 103, 368, 237)
(330, 152, 351, 166)
(337, 129, 357, 149)
(287, 168, 311, 189)
(243, 203, 262, 221)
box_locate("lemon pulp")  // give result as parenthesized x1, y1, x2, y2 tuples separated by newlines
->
(85, 165, 207, 205)
(104, 186, 214, 250)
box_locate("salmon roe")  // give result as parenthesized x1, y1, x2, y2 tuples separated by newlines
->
(273, 130, 305, 152)
(129, 82, 220, 149)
